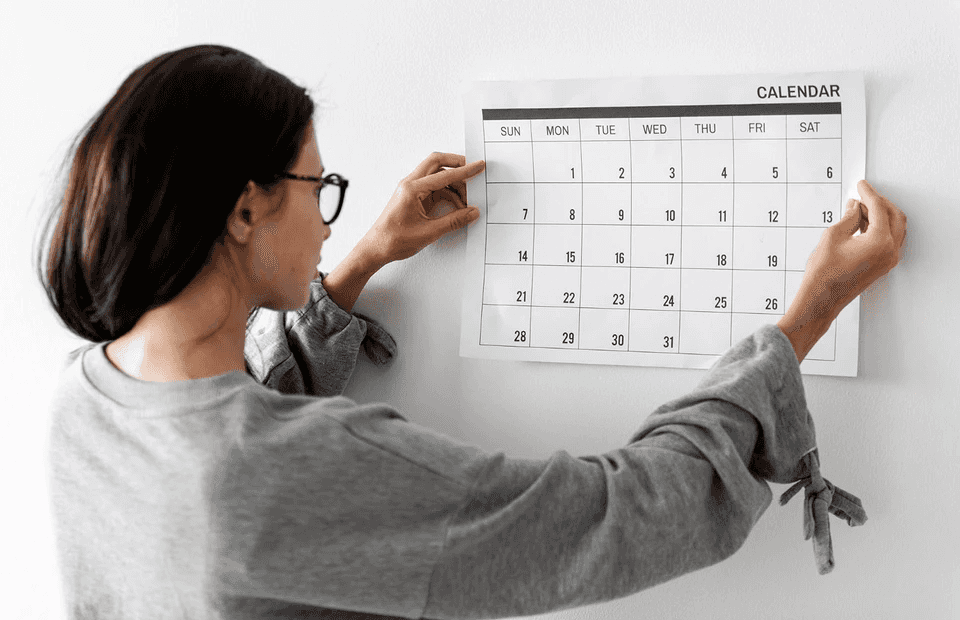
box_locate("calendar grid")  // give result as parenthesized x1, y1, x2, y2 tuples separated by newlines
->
(478, 102, 843, 360)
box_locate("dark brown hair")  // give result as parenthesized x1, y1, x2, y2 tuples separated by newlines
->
(35, 44, 315, 342)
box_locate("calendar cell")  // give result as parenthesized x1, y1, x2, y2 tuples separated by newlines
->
(679, 312, 731, 355)
(628, 310, 680, 353)
(580, 266, 631, 308)
(629, 117, 681, 141)
(731, 227, 786, 270)
(731, 270, 785, 314)
(531, 119, 581, 141)
(632, 226, 681, 268)
(581, 141, 631, 182)
(680, 269, 733, 313)
(680, 227, 733, 270)
(787, 115, 841, 139)
(485, 223, 533, 265)
(681, 184, 733, 226)
(532, 265, 582, 308)
(580, 118, 630, 141)
(582, 225, 630, 267)
(479, 304, 531, 347)
(786, 139, 841, 183)
(630, 268, 680, 311)
(731, 312, 776, 346)
(632, 184, 682, 225)
(733, 184, 787, 227)
(631, 140, 682, 182)
(533, 141, 582, 183)
(733, 116, 786, 140)
(487, 183, 535, 224)
(533, 225, 583, 266)
(484, 120, 532, 142)
(681, 117, 733, 140)
(535, 183, 583, 224)
(784, 270, 803, 308)
(579, 308, 630, 351)
(787, 183, 842, 227)
(785, 227, 824, 271)
(583, 184, 631, 224)
(733, 139, 787, 183)
(530, 307, 581, 349)
(482, 264, 533, 306)
(681, 140, 733, 183)
(484, 141, 533, 183)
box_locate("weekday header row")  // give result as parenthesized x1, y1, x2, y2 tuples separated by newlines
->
(484, 113, 842, 142)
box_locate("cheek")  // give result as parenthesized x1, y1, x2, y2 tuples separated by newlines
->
(251, 225, 281, 283)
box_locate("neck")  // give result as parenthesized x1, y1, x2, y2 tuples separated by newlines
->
(106, 256, 251, 382)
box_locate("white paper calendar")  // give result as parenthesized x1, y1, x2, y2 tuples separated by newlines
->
(459, 73, 865, 376)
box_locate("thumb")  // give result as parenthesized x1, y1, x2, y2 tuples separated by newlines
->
(431, 206, 480, 238)
(835, 198, 863, 236)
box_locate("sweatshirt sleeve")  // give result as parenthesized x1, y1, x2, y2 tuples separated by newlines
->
(420, 324, 837, 620)
(243, 273, 397, 397)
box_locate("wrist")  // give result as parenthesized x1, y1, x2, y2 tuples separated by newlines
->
(777, 302, 836, 363)
(321, 238, 386, 313)
(354, 231, 391, 273)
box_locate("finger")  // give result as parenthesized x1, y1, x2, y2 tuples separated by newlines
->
(426, 204, 481, 240)
(450, 179, 467, 204)
(886, 201, 907, 248)
(433, 182, 467, 208)
(834, 198, 863, 236)
(423, 187, 467, 217)
(856, 179, 885, 203)
(404, 152, 467, 183)
(856, 180, 890, 237)
(411, 160, 485, 194)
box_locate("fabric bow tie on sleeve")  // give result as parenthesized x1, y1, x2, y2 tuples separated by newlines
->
(778, 450, 869, 574)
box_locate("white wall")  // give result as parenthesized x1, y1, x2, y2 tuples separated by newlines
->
(3, 1, 958, 618)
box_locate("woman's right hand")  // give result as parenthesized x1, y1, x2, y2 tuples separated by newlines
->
(777, 180, 907, 362)
(361, 152, 485, 267)
(322, 153, 484, 313)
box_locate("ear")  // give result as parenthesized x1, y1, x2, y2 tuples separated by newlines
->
(228, 181, 264, 244)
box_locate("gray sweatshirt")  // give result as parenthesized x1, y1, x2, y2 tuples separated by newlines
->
(48, 277, 859, 620)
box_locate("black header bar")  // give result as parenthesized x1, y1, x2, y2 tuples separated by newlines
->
(482, 102, 841, 121)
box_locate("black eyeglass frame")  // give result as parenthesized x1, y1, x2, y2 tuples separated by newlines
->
(277, 172, 349, 224)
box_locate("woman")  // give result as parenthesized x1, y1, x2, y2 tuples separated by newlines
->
(38, 45, 905, 619)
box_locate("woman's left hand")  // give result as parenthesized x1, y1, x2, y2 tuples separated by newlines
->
(361, 152, 485, 266)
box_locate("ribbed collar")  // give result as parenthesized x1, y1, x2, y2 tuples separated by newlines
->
(79, 341, 260, 415)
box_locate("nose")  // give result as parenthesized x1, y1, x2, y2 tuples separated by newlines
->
(321, 221, 332, 241)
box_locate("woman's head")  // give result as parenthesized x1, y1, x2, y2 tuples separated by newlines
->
(37, 44, 318, 342)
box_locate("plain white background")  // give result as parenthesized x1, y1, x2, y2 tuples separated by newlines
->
(2, 1, 959, 618)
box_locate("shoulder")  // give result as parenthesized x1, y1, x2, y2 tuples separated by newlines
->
(251, 390, 492, 489)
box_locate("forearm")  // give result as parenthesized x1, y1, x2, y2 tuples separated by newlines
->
(777, 281, 840, 363)
(319, 237, 387, 313)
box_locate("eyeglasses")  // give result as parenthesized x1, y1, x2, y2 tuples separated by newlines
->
(277, 172, 349, 225)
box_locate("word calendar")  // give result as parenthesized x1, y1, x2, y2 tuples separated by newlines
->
(460, 73, 865, 376)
